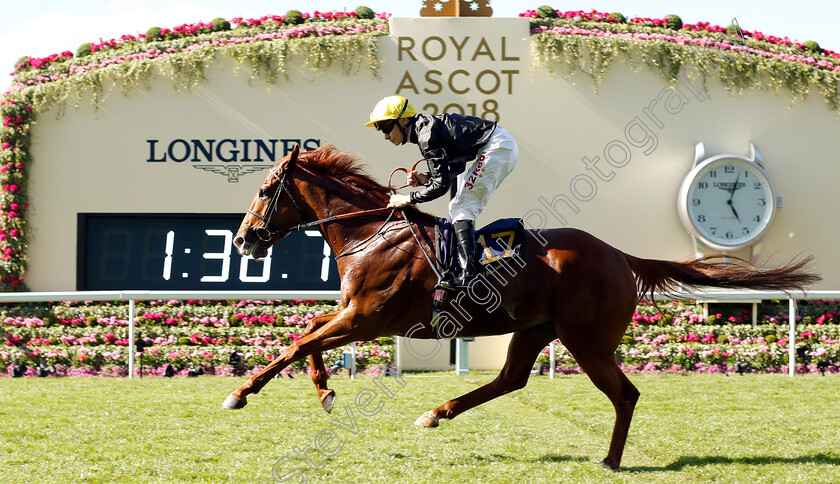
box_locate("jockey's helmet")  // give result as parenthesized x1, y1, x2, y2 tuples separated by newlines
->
(365, 95, 416, 128)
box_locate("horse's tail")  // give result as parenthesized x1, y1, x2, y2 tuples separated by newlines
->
(621, 253, 821, 302)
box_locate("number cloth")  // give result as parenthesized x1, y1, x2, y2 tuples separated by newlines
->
(433, 217, 524, 279)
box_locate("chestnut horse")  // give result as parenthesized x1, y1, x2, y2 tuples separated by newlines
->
(225, 145, 818, 469)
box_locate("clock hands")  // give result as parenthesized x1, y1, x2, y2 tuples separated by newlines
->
(726, 172, 742, 223)
(726, 200, 741, 223)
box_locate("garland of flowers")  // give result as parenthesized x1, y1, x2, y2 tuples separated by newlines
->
(2, 299, 838, 377)
(0, 97, 30, 289)
(0, 8, 389, 292)
(522, 8, 840, 110)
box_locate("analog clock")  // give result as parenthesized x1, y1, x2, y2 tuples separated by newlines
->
(677, 143, 776, 251)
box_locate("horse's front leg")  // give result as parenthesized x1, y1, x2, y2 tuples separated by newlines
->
(303, 312, 340, 413)
(222, 306, 363, 410)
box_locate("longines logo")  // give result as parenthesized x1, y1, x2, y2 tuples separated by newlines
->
(713, 181, 746, 191)
(146, 138, 321, 182)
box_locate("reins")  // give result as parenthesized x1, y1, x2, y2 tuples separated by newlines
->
(399, 207, 445, 282)
(250, 158, 444, 281)
(249, 166, 398, 242)
(387, 159, 425, 190)
(389, 158, 445, 281)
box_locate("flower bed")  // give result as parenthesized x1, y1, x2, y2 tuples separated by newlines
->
(537, 300, 840, 374)
(1, 299, 393, 377)
(2, 299, 838, 377)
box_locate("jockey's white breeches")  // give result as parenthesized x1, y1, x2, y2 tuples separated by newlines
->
(449, 125, 518, 222)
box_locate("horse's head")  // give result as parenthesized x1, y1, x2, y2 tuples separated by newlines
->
(234, 145, 304, 260)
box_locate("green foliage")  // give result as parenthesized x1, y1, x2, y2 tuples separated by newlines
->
(804, 40, 821, 53)
(536, 5, 558, 18)
(355, 6, 376, 19)
(283, 10, 304, 25)
(210, 17, 231, 32)
(608, 12, 626, 23)
(14, 56, 30, 70)
(145, 26, 163, 41)
(664, 14, 682, 30)
(726, 24, 743, 36)
(76, 43, 92, 58)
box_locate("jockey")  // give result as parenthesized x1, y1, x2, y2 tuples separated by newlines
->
(366, 95, 519, 288)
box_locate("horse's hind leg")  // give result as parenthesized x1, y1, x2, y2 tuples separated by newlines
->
(415, 324, 554, 427)
(570, 348, 640, 470)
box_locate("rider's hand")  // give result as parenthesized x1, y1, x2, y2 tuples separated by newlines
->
(388, 194, 412, 208)
(408, 171, 429, 187)
(407, 170, 420, 187)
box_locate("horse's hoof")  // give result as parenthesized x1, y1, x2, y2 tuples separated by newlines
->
(599, 458, 620, 470)
(414, 410, 440, 428)
(321, 390, 336, 414)
(222, 394, 247, 410)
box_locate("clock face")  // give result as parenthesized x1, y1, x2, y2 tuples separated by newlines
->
(679, 157, 776, 250)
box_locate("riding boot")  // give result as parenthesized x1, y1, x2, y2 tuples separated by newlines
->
(452, 219, 478, 287)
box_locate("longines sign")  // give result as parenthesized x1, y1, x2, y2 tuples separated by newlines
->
(145, 138, 321, 182)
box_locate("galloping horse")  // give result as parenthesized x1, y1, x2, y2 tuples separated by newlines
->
(226, 144, 819, 469)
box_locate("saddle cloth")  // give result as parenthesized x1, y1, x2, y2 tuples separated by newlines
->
(433, 217, 524, 281)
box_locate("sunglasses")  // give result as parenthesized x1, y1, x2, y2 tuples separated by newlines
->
(374, 119, 397, 133)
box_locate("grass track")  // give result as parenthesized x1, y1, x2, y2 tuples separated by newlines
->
(1, 373, 838, 483)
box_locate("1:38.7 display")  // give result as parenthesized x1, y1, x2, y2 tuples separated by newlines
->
(77, 214, 340, 291)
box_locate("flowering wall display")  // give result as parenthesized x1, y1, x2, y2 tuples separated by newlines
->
(2, 299, 838, 377)
(2, 7, 839, 291)
(1, 7, 838, 376)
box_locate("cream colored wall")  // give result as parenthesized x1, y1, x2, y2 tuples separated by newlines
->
(25, 17, 840, 369)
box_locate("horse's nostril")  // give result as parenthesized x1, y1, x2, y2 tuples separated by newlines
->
(234, 235, 245, 248)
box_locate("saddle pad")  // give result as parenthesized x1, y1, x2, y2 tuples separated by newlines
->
(434, 217, 524, 277)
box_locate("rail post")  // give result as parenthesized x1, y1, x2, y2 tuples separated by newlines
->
(394, 336, 402, 378)
(549, 340, 556, 380)
(788, 298, 797, 377)
(128, 299, 136, 379)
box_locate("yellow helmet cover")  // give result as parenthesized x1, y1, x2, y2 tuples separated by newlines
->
(365, 95, 417, 127)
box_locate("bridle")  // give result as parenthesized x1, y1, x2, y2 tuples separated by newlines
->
(247, 160, 444, 279)
(247, 164, 397, 244)
(247, 167, 303, 242)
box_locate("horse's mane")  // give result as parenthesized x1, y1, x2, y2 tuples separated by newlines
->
(297, 145, 392, 203)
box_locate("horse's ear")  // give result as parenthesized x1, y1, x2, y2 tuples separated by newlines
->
(279, 144, 300, 171)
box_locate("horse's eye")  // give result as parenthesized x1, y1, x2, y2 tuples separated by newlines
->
(259, 187, 270, 198)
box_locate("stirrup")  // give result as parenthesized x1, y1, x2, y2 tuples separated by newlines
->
(435, 279, 459, 291)
(437, 275, 476, 290)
